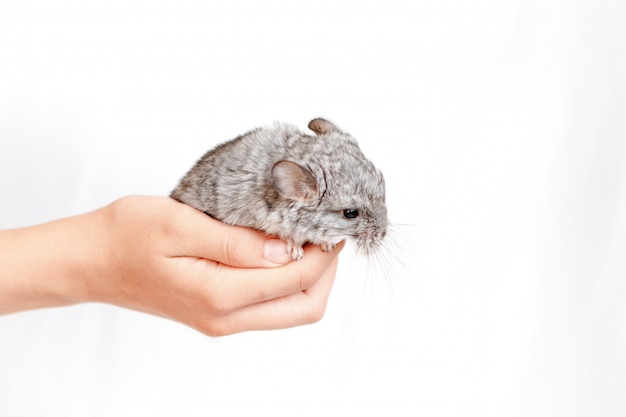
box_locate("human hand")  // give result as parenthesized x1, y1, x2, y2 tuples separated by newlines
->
(0, 196, 344, 336)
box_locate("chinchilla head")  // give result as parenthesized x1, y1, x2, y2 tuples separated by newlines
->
(270, 118, 388, 254)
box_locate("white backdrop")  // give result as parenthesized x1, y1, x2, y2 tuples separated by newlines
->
(1, 1, 625, 416)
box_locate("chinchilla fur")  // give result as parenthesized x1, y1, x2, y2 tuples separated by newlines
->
(171, 118, 387, 260)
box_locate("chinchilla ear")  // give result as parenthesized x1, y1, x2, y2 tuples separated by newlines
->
(271, 160, 318, 201)
(308, 118, 341, 136)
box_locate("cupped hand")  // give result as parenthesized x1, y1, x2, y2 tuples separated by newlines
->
(83, 196, 344, 335)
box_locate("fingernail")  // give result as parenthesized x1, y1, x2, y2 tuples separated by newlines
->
(264, 239, 291, 265)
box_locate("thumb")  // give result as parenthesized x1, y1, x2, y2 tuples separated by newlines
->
(169, 200, 293, 268)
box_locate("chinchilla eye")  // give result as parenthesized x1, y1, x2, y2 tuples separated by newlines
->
(343, 209, 359, 219)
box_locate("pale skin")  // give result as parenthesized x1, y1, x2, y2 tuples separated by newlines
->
(0, 195, 344, 336)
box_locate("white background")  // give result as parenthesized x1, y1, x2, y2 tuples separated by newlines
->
(1, 0, 625, 416)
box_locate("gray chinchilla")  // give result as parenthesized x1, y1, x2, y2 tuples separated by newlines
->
(171, 118, 387, 260)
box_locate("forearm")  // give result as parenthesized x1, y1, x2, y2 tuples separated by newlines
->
(0, 211, 102, 315)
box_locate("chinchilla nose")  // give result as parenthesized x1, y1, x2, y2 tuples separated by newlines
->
(368, 225, 386, 242)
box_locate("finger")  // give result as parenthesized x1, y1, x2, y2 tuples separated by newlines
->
(194, 254, 339, 336)
(203, 241, 345, 312)
(168, 199, 293, 268)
